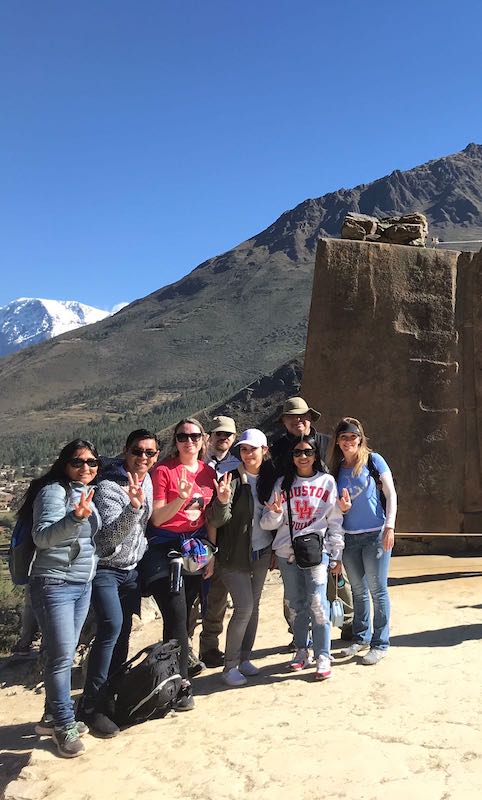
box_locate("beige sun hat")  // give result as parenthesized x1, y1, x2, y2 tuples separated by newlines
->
(278, 396, 321, 423)
(210, 415, 237, 434)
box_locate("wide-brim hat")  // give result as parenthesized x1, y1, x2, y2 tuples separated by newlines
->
(210, 415, 237, 434)
(232, 428, 268, 458)
(278, 396, 321, 423)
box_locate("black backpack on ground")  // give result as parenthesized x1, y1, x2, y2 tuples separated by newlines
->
(104, 640, 182, 727)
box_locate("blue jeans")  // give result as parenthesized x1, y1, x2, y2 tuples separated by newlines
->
(277, 554, 330, 659)
(342, 530, 391, 650)
(30, 576, 92, 727)
(82, 567, 141, 705)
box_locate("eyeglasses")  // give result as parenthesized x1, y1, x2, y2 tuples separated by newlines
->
(292, 448, 315, 458)
(176, 432, 203, 443)
(130, 447, 158, 458)
(214, 431, 234, 437)
(69, 458, 99, 468)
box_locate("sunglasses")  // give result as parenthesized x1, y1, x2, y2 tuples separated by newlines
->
(176, 432, 203, 443)
(292, 448, 315, 458)
(69, 458, 99, 468)
(130, 447, 158, 458)
(214, 431, 233, 437)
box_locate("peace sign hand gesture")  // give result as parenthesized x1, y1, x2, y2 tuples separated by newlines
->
(73, 489, 95, 520)
(127, 471, 145, 510)
(337, 487, 352, 513)
(264, 492, 282, 515)
(177, 467, 194, 501)
(214, 472, 232, 505)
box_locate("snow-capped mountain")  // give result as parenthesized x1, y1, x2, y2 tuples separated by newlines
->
(0, 298, 111, 357)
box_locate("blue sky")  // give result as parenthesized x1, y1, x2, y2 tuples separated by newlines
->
(1, 0, 481, 310)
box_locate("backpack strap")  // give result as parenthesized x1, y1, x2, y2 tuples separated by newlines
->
(285, 482, 295, 547)
(367, 454, 386, 512)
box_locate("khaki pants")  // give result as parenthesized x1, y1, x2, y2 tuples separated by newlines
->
(199, 563, 228, 655)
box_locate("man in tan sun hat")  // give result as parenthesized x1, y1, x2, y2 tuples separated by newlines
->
(270, 396, 330, 476)
(269, 396, 354, 642)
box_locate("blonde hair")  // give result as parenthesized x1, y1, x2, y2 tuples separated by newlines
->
(327, 416, 372, 477)
(170, 418, 207, 460)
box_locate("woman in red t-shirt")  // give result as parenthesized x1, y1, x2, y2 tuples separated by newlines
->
(144, 418, 230, 710)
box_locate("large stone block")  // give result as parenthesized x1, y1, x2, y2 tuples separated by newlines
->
(303, 238, 482, 533)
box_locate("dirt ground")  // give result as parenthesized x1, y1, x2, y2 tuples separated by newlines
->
(0, 554, 481, 800)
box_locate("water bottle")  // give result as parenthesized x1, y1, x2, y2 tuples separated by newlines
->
(168, 551, 183, 595)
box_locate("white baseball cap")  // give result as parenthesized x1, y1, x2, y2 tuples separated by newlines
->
(232, 428, 267, 457)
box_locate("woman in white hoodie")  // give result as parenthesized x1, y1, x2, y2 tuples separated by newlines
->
(261, 433, 344, 680)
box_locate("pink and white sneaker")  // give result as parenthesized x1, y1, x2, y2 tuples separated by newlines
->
(289, 648, 314, 671)
(314, 655, 332, 681)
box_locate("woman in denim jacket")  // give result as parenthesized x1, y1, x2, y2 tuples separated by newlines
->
(19, 439, 101, 758)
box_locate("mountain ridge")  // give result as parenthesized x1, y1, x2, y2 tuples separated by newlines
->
(0, 298, 110, 357)
(0, 142, 481, 452)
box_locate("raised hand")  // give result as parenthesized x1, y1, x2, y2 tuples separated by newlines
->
(73, 489, 95, 520)
(337, 487, 352, 513)
(177, 466, 194, 501)
(127, 471, 145, 509)
(214, 472, 232, 505)
(264, 491, 282, 514)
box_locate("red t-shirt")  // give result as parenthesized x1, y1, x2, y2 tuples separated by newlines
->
(150, 458, 217, 533)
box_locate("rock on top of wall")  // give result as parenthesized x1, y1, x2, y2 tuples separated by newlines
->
(341, 211, 429, 246)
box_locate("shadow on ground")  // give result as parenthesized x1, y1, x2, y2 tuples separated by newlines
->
(388, 571, 482, 586)
(391, 623, 482, 648)
(0, 722, 53, 795)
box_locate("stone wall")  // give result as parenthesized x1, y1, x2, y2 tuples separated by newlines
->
(302, 238, 482, 533)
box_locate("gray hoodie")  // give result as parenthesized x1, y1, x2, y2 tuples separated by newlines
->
(95, 459, 153, 570)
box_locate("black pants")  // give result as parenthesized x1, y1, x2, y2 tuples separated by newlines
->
(150, 574, 202, 679)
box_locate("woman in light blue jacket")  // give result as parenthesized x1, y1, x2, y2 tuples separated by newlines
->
(18, 439, 101, 759)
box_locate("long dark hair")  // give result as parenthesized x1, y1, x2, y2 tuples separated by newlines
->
(280, 433, 324, 494)
(256, 457, 277, 505)
(17, 439, 100, 521)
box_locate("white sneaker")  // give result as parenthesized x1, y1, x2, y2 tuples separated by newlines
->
(239, 660, 260, 677)
(361, 648, 388, 665)
(314, 655, 332, 681)
(340, 641, 370, 657)
(221, 667, 248, 687)
(289, 648, 314, 671)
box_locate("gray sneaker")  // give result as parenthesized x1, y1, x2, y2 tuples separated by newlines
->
(35, 714, 88, 737)
(187, 647, 205, 678)
(52, 722, 85, 758)
(361, 648, 388, 665)
(340, 641, 370, 657)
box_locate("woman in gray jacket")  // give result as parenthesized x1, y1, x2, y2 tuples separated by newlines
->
(19, 439, 101, 759)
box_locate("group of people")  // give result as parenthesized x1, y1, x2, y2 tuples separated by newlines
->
(15, 396, 397, 759)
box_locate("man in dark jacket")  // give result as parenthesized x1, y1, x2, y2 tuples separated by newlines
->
(270, 397, 354, 640)
(270, 396, 330, 476)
